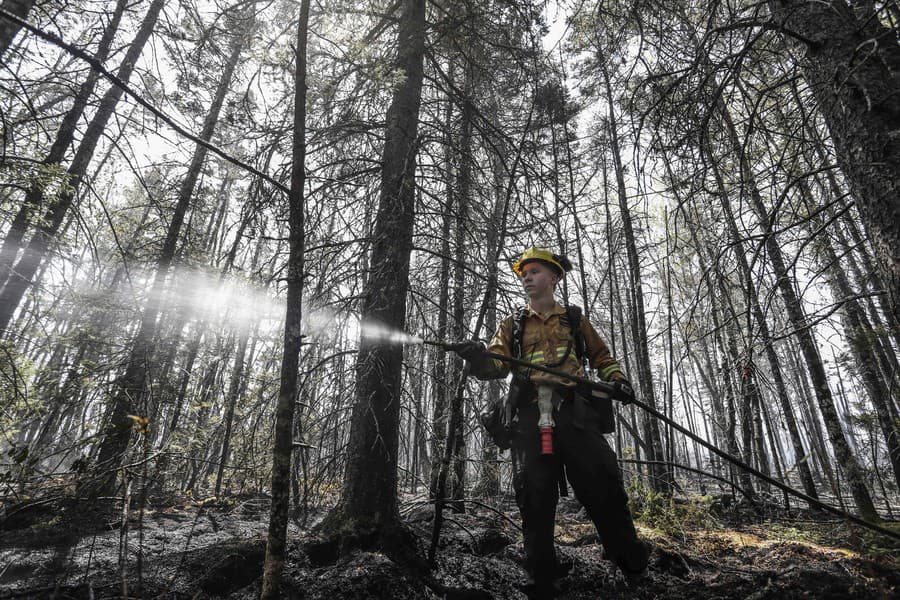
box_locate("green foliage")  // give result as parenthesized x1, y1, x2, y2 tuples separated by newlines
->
(0, 443, 40, 489)
(628, 479, 719, 539)
(765, 520, 900, 558)
(0, 341, 34, 431)
(0, 162, 74, 230)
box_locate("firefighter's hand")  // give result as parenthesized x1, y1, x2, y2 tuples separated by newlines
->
(612, 379, 636, 405)
(454, 340, 486, 362)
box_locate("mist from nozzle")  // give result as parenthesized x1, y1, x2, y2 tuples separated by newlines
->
(360, 320, 423, 345)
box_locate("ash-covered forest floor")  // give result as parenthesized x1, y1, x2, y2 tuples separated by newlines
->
(1, 490, 898, 599)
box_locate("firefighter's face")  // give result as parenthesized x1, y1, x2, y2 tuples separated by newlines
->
(519, 262, 560, 297)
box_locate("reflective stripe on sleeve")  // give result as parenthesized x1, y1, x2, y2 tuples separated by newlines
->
(599, 364, 623, 380)
(524, 350, 544, 364)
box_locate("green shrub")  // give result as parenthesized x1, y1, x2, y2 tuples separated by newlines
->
(627, 479, 719, 538)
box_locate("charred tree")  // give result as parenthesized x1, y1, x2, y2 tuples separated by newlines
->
(260, 0, 310, 595)
(599, 60, 672, 494)
(428, 90, 454, 500)
(316, 0, 425, 554)
(709, 101, 879, 516)
(214, 327, 250, 496)
(447, 62, 475, 513)
(742, 160, 879, 520)
(798, 180, 900, 489)
(474, 126, 510, 498)
(0, 0, 127, 288)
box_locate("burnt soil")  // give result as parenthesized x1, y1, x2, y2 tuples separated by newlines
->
(1, 492, 898, 599)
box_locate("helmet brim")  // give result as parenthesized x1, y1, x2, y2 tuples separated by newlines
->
(513, 257, 564, 276)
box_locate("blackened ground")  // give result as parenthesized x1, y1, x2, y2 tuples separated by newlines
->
(1, 492, 897, 599)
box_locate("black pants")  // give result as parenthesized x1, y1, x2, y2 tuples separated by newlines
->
(511, 393, 648, 584)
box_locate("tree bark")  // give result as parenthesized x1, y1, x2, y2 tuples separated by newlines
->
(770, 0, 900, 325)
(260, 0, 309, 595)
(0, 0, 34, 59)
(318, 0, 425, 552)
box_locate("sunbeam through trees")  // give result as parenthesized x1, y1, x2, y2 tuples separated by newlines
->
(1, 1, 899, 598)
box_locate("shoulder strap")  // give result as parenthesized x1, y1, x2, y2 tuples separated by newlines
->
(564, 305, 587, 365)
(513, 305, 586, 365)
(511, 306, 529, 359)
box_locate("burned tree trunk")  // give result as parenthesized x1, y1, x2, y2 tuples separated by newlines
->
(428, 90, 454, 500)
(317, 0, 425, 552)
(214, 328, 250, 496)
(260, 0, 309, 596)
(600, 60, 672, 494)
(742, 166, 878, 520)
(447, 63, 474, 513)
(797, 179, 900, 489)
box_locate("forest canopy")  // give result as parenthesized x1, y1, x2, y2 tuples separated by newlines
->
(1, 0, 899, 597)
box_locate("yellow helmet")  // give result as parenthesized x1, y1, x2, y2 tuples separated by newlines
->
(513, 247, 572, 276)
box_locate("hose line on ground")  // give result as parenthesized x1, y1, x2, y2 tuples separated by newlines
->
(449, 346, 900, 543)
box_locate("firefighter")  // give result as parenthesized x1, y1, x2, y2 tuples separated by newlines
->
(455, 247, 649, 597)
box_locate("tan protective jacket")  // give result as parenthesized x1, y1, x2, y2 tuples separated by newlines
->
(483, 301, 626, 388)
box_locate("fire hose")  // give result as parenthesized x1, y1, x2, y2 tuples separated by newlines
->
(424, 339, 900, 543)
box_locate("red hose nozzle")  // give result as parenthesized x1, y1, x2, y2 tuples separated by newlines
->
(540, 426, 553, 455)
